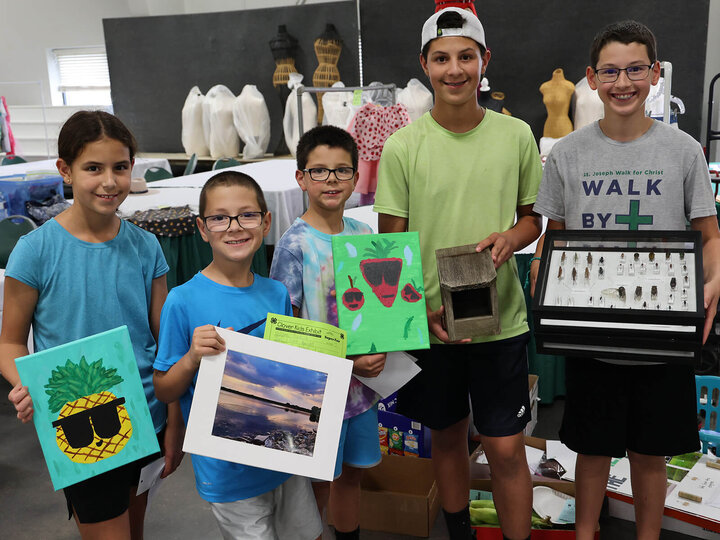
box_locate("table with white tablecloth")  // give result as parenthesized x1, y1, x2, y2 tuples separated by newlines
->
(117, 159, 302, 288)
(129, 159, 302, 245)
(0, 157, 171, 180)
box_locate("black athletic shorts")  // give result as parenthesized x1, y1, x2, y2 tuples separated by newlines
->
(63, 430, 163, 524)
(560, 358, 700, 457)
(397, 333, 531, 436)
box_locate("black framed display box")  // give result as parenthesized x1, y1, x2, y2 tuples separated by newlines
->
(532, 230, 704, 363)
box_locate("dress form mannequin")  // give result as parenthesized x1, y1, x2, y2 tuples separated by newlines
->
(269, 25, 298, 155)
(573, 77, 604, 130)
(539, 68, 575, 138)
(312, 24, 343, 124)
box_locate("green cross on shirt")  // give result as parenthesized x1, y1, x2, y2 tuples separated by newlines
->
(615, 200, 653, 230)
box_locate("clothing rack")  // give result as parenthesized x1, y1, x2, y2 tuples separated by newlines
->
(0, 81, 50, 158)
(295, 83, 397, 137)
(660, 61, 673, 125)
(706, 72, 720, 164)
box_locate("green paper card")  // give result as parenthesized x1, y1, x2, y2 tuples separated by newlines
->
(332, 232, 430, 355)
(264, 313, 347, 358)
(15, 326, 159, 490)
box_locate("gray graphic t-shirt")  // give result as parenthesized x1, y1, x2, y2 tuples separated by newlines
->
(534, 121, 715, 230)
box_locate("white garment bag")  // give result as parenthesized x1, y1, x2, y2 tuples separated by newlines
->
(283, 73, 317, 157)
(233, 85, 271, 159)
(397, 79, 433, 123)
(181, 86, 209, 156)
(322, 81, 354, 129)
(202, 85, 240, 159)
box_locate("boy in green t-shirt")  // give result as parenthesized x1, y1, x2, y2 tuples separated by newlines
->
(374, 8, 542, 540)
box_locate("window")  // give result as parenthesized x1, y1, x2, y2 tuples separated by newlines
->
(48, 47, 112, 106)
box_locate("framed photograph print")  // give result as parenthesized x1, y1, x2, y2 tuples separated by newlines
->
(183, 328, 353, 481)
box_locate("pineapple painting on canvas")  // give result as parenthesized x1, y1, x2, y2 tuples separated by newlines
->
(15, 326, 160, 491)
(47, 357, 132, 463)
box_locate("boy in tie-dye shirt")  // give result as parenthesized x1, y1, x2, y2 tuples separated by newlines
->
(270, 126, 385, 540)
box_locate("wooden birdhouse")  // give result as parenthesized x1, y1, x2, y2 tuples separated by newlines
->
(435, 244, 500, 340)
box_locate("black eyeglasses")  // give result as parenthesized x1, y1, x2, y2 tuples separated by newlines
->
(202, 212, 266, 232)
(302, 167, 356, 182)
(594, 65, 653, 83)
(52, 397, 126, 449)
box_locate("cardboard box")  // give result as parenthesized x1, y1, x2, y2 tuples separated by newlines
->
(330, 454, 440, 537)
(470, 436, 598, 539)
(378, 408, 432, 458)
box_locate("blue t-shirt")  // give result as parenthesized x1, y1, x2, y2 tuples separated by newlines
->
(270, 217, 378, 419)
(154, 271, 293, 503)
(6, 219, 169, 431)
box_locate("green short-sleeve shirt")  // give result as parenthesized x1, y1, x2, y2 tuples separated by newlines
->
(374, 110, 542, 344)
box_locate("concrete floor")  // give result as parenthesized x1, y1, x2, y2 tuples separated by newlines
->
(0, 377, 701, 539)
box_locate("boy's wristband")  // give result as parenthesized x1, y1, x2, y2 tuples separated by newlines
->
(529, 257, 542, 264)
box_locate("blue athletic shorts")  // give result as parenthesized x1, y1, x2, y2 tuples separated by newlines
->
(333, 404, 382, 478)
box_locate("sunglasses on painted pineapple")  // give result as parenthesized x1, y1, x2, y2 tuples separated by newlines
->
(52, 397, 126, 449)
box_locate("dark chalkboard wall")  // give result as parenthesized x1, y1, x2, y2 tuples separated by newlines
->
(104, 0, 709, 152)
(104, 3, 359, 153)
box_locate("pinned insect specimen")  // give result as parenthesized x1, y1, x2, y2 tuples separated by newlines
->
(584, 267, 590, 281)
(598, 267, 605, 279)
(557, 266, 563, 280)
(649, 251, 655, 262)
(587, 253, 592, 265)
(617, 263, 624, 275)
(603, 287, 626, 301)
(670, 277, 677, 290)
(634, 286, 642, 301)
(634, 252, 639, 262)
(628, 263, 635, 276)
(572, 267, 577, 283)
(651, 285, 658, 300)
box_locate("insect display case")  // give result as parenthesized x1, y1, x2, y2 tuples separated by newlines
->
(532, 230, 704, 363)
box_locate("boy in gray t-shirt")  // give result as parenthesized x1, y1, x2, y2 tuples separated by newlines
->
(532, 20, 720, 540)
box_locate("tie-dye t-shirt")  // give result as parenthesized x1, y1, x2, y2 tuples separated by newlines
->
(270, 217, 379, 419)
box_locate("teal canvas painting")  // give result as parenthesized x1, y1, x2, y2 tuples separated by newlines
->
(15, 326, 159, 491)
(332, 232, 430, 355)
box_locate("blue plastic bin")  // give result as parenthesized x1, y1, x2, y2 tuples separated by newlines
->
(0, 173, 64, 217)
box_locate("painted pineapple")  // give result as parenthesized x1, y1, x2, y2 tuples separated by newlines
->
(45, 357, 132, 463)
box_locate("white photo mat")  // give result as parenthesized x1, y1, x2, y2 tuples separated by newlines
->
(184, 328, 353, 481)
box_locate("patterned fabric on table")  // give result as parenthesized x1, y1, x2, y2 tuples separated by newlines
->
(127, 205, 196, 237)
